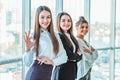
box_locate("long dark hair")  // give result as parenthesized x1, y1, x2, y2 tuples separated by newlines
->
(56, 12, 79, 53)
(34, 6, 59, 56)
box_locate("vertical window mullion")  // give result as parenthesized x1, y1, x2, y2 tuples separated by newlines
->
(110, 0, 116, 80)
(22, 0, 31, 79)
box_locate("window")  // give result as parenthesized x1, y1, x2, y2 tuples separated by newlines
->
(90, 0, 111, 49)
(0, 0, 22, 80)
(31, 0, 56, 31)
(116, 0, 120, 47)
(63, 0, 84, 35)
(90, 0, 111, 79)
(115, 0, 120, 80)
(91, 50, 110, 80)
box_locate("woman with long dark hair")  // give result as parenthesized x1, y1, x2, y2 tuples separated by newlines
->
(23, 6, 67, 80)
(56, 12, 82, 80)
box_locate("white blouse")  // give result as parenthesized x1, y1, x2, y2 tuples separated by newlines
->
(76, 38, 98, 80)
(23, 29, 67, 67)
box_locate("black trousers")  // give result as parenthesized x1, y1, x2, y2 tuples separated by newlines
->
(79, 68, 91, 80)
(58, 62, 77, 80)
(25, 60, 53, 80)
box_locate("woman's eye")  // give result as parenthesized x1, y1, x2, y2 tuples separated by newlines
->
(81, 26, 84, 28)
(47, 16, 51, 19)
(68, 19, 71, 22)
(41, 16, 44, 19)
(61, 19, 65, 22)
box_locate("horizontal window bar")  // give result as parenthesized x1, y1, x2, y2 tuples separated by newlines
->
(0, 57, 22, 65)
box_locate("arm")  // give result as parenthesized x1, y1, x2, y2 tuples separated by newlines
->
(23, 48, 35, 67)
(23, 32, 35, 67)
(81, 42, 98, 64)
(90, 49, 98, 63)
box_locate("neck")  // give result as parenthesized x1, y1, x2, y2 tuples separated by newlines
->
(77, 35, 84, 39)
(41, 28, 48, 31)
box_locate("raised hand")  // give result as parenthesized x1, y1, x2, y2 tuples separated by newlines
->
(24, 31, 35, 52)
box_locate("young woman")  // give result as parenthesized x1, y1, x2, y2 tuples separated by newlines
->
(23, 6, 67, 80)
(56, 12, 82, 80)
(76, 16, 98, 80)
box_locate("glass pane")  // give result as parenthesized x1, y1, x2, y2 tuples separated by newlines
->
(0, 0, 22, 80)
(91, 50, 110, 80)
(63, 0, 84, 21)
(90, 0, 111, 48)
(0, 61, 22, 80)
(63, 0, 84, 35)
(116, 0, 120, 47)
(31, 0, 56, 30)
(115, 49, 120, 80)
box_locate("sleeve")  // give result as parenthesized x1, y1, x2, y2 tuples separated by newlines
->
(59, 34, 82, 62)
(79, 40, 98, 64)
(23, 47, 35, 67)
(52, 33, 68, 66)
(90, 50, 98, 63)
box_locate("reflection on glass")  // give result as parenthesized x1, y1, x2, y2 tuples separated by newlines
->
(91, 50, 110, 80)
(90, 0, 111, 48)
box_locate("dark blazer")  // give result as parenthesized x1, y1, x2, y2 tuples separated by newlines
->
(58, 33, 82, 80)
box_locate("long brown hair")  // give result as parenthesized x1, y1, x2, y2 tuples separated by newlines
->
(34, 6, 59, 56)
(56, 12, 79, 53)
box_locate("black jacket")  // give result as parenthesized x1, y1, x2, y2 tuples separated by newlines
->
(59, 33, 82, 61)
(58, 33, 82, 80)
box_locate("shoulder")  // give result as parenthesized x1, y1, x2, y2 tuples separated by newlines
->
(54, 32, 64, 38)
(54, 32, 60, 38)
(54, 32, 62, 41)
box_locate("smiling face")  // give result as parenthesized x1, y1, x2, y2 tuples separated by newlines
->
(60, 15, 72, 33)
(39, 10, 51, 30)
(77, 23, 88, 37)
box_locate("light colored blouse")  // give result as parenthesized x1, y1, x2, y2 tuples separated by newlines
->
(23, 29, 67, 67)
(76, 38, 98, 80)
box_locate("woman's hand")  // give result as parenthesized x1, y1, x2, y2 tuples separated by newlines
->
(24, 32, 35, 52)
(37, 56, 53, 65)
(90, 46, 95, 52)
(83, 46, 92, 54)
